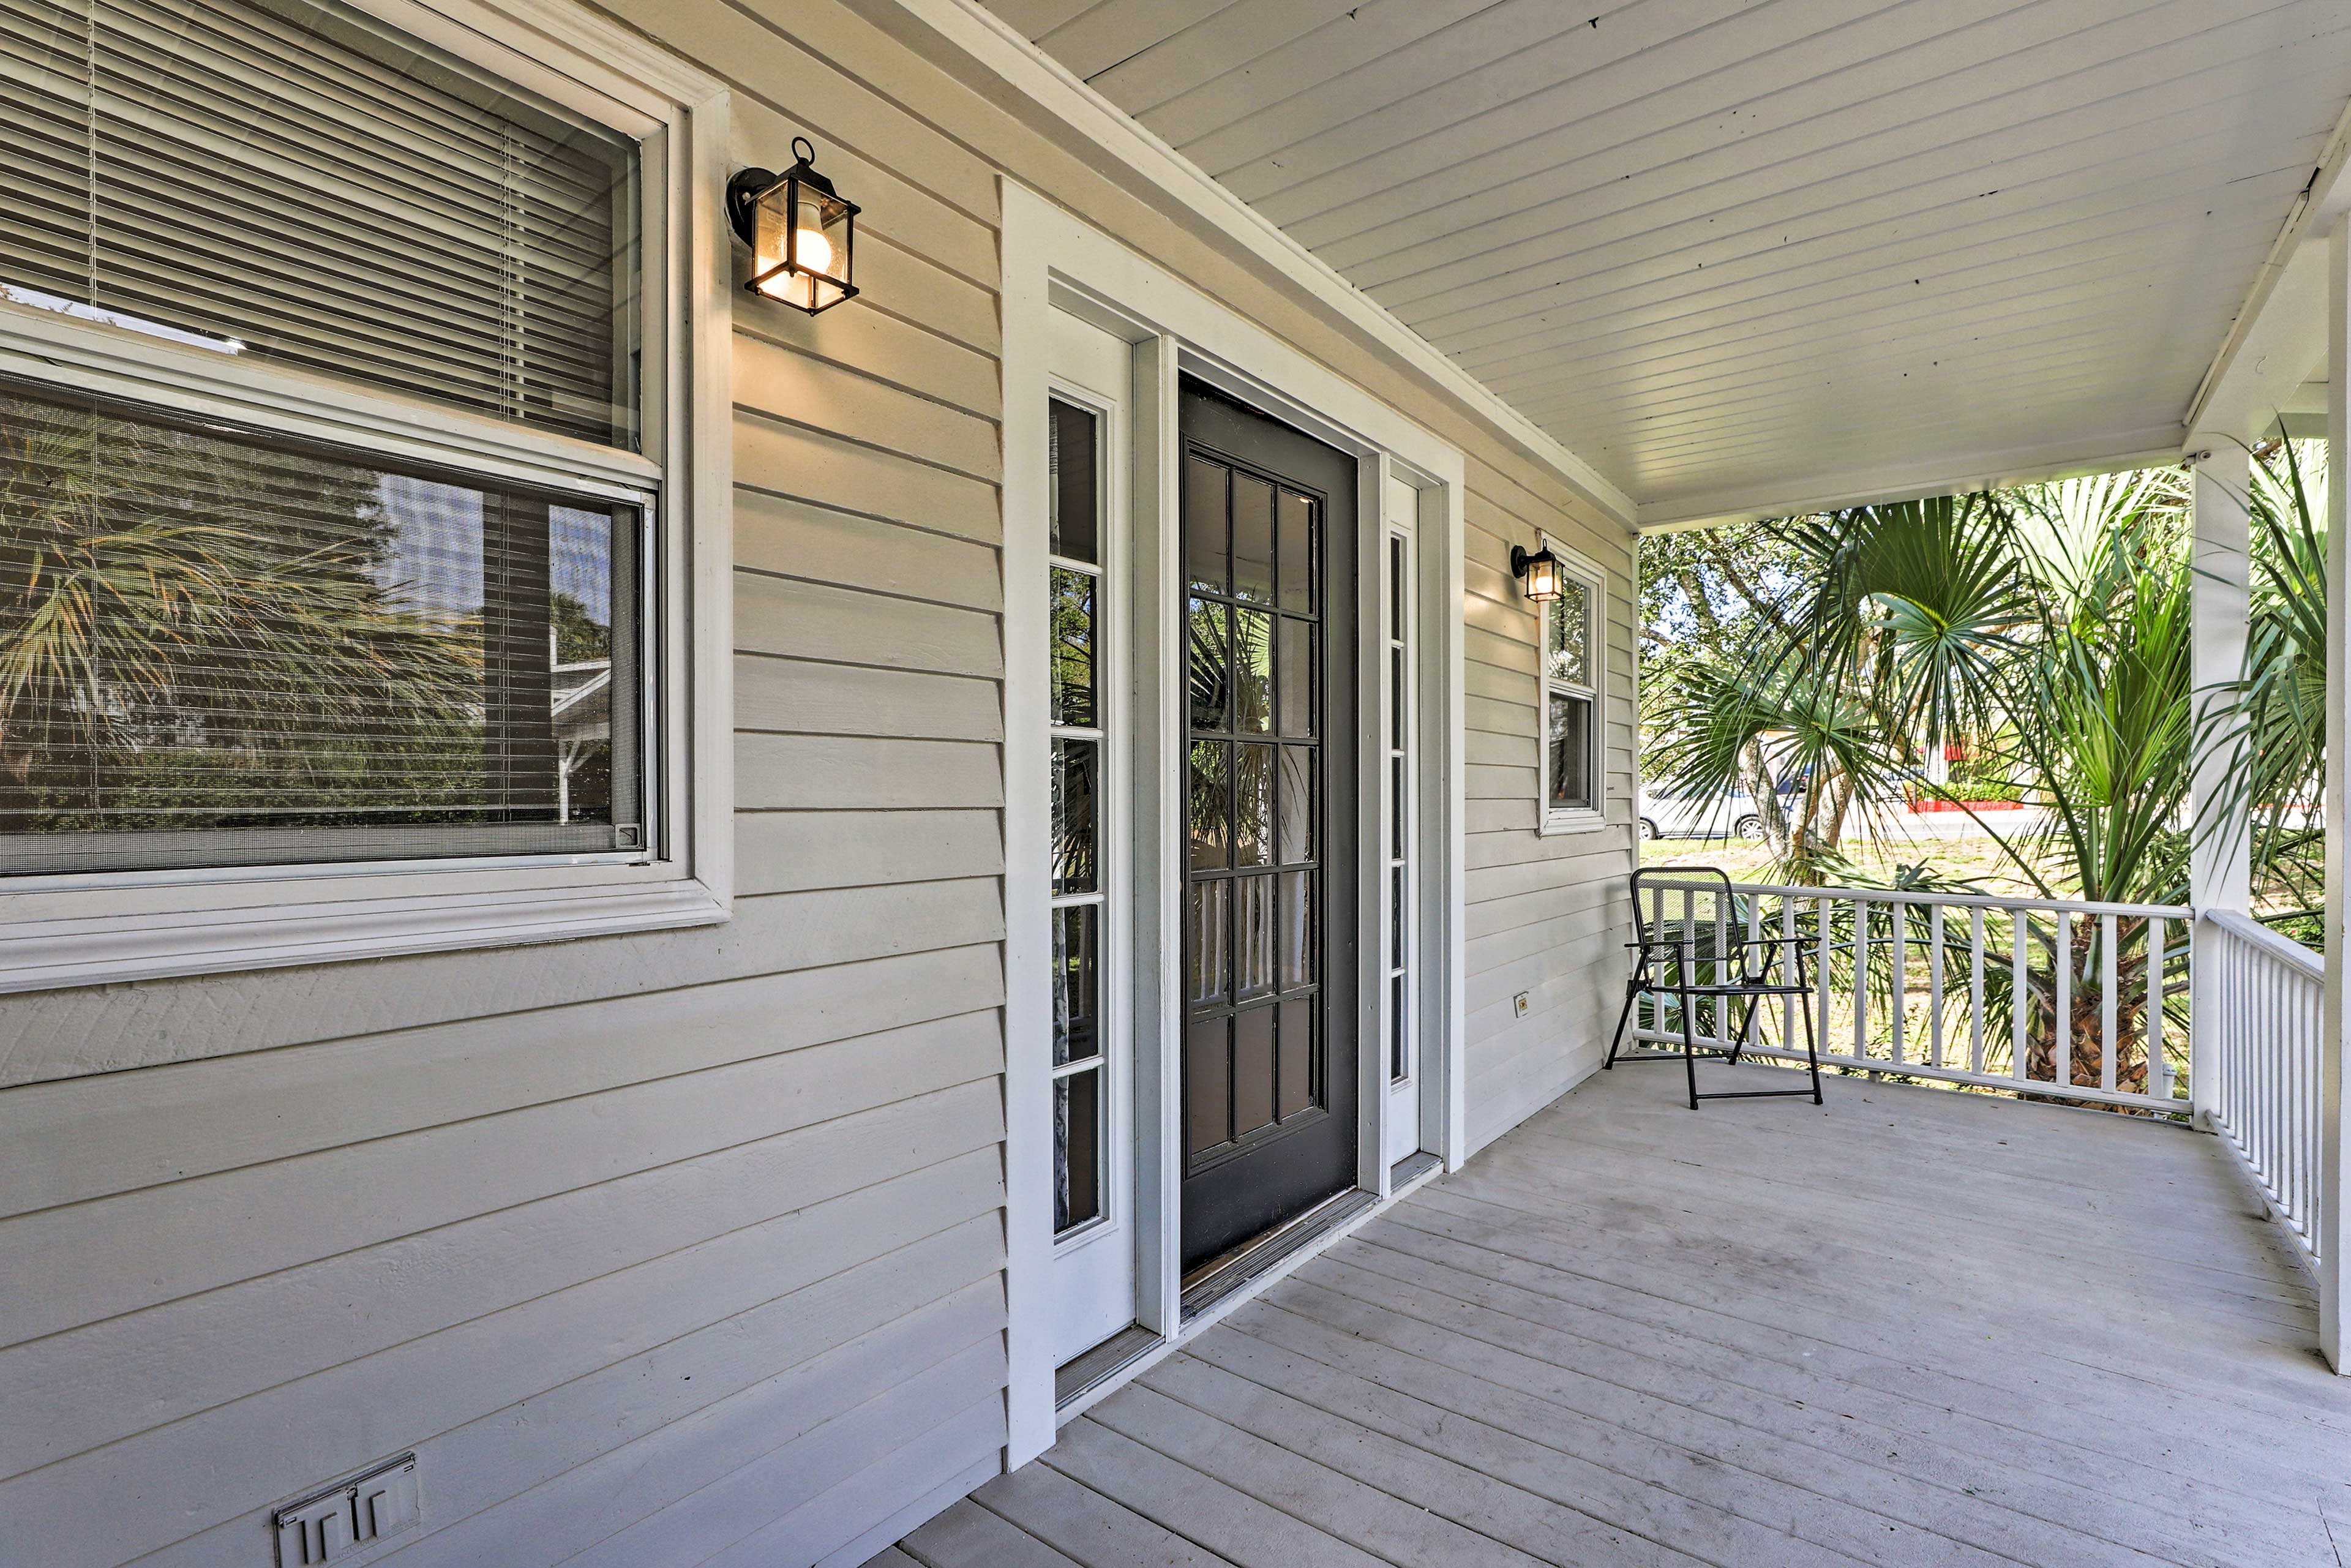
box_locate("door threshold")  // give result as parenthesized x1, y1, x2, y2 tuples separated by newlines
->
(1180, 1185, 1376, 1321)
(1054, 1324, 1161, 1411)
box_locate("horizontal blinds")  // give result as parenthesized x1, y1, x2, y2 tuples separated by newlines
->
(0, 378, 642, 874)
(0, 0, 637, 447)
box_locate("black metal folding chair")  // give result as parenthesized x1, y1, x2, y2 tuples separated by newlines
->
(1607, 866, 1823, 1108)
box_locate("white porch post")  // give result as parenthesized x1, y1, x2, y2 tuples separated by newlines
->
(2188, 443, 2251, 1133)
(2321, 215, 2351, 1370)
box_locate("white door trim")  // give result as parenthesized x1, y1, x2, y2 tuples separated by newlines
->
(1000, 179, 1468, 1468)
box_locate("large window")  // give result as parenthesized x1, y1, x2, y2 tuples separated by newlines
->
(0, 0, 728, 988)
(1540, 543, 1605, 833)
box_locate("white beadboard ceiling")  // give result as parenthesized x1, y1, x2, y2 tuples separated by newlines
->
(981, 0, 2351, 523)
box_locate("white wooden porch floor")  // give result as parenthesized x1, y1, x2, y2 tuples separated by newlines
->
(873, 1062, 2351, 1568)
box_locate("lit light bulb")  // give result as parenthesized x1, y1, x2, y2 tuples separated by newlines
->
(793, 207, 833, 276)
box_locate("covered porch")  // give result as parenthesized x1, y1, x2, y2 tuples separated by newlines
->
(884, 1060, 2342, 1568)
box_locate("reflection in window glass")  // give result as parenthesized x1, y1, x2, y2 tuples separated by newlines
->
(1050, 567, 1096, 727)
(0, 381, 640, 874)
(1052, 737, 1097, 895)
(1548, 578, 1591, 688)
(1548, 692, 1594, 811)
(1049, 399, 1099, 563)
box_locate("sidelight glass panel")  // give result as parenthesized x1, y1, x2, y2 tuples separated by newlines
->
(1049, 399, 1099, 564)
(1233, 1005, 1275, 1136)
(1391, 974, 1409, 1082)
(1054, 1068, 1101, 1232)
(1051, 904, 1099, 1068)
(1188, 599, 1229, 732)
(1278, 490, 1316, 615)
(1280, 870, 1316, 990)
(1234, 744, 1275, 867)
(1277, 747, 1316, 866)
(1232, 473, 1276, 605)
(1277, 619, 1316, 738)
(1050, 567, 1096, 727)
(1234, 874, 1276, 1000)
(1391, 756, 1406, 861)
(1387, 533, 1404, 635)
(1232, 609, 1274, 734)
(1185, 1016, 1231, 1155)
(1052, 737, 1097, 895)
(1187, 879, 1229, 1006)
(1391, 646, 1406, 749)
(1548, 692, 1592, 811)
(1188, 741, 1231, 870)
(1185, 455, 1228, 595)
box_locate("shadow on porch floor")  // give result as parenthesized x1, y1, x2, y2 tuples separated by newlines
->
(875, 1061, 2351, 1568)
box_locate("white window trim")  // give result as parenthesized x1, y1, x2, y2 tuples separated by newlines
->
(0, 0, 733, 994)
(1537, 535, 1609, 838)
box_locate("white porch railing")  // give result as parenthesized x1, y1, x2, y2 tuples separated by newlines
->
(1630, 877, 2191, 1117)
(2203, 909, 2327, 1269)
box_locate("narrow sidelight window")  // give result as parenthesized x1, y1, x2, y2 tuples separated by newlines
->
(1049, 394, 1109, 1236)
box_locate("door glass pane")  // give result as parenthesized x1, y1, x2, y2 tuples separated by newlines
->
(1188, 599, 1228, 732)
(1387, 533, 1403, 634)
(1233, 473, 1276, 604)
(1277, 747, 1316, 866)
(1279, 996, 1315, 1116)
(1391, 756, 1406, 861)
(1390, 645, 1405, 749)
(1235, 874, 1275, 1000)
(1052, 904, 1099, 1068)
(1232, 608, 1274, 733)
(1049, 399, 1099, 564)
(1278, 999, 1312, 1119)
(1234, 743, 1275, 867)
(1277, 619, 1316, 738)
(1189, 741, 1231, 869)
(1185, 455, 1228, 595)
(1187, 879, 1229, 1006)
(1054, 1068, 1101, 1232)
(1280, 490, 1316, 615)
(1052, 737, 1097, 895)
(1233, 1005, 1275, 1137)
(1280, 870, 1316, 990)
(1051, 566, 1095, 727)
(1186, 1016, 1231, 1155)
(1548, 692, 1592, 811)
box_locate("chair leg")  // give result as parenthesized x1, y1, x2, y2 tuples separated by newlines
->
(1729, 994, 1762, 1065)
(1679, 989, 1701, 1109)
(1801, 986, 1824, 1105)
(1604, 983, 1640, 1070)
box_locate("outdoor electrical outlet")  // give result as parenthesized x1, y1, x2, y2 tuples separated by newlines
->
(272, 1454, 418, 1565)
(1513, 991, 1531, 1018)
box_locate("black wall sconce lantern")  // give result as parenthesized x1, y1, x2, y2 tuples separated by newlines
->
(727, 137, 859, 313)
(1510, 541, 1563, 603)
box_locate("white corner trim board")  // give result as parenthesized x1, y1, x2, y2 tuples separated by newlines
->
(999, 178, 1471, 1472)
(879, 0, 1635, 530)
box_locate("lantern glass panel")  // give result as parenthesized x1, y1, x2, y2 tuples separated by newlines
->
(749, 177, 855, 312)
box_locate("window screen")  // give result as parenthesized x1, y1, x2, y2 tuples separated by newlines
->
(0, 378, 643, 874)
(0, 0, 639, 446)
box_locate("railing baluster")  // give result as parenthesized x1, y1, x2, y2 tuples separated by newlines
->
(2054, 913, 2073, 1088)
(2147, 915, 2169, 1101)
(2012, 910, 2029, 1085)
(1968, 906, 1986, 1075)
(1852, 898, 1869, 1063)
(1781, 893, 1796, 1049)
(1889, 899, 1907, 1065)
(2099, 911, 2118, 1095)
(1817, 895, 1833, 1056)
(1928, 903, 1946, 1069)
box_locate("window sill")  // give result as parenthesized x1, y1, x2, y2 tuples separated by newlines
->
(1537, 807, 1611, 838)
(0, 874, 729, 996)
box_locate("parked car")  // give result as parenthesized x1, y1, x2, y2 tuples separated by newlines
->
(1637, 776, 1804, 841)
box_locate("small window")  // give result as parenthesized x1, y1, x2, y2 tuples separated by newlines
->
(1539, 546, 1605, 831)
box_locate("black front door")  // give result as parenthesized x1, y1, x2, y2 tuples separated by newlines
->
(1178, 379, 1358, 1272)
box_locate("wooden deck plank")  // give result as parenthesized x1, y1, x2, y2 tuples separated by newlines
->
(897, 1496, 1087, 1567)
(883, 1065, 2351, 1568)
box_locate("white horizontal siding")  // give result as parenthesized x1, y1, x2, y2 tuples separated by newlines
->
(1, 0, 1647, 1562)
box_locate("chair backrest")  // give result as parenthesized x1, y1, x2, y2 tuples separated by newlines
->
(1629, 865, 1744, 986)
